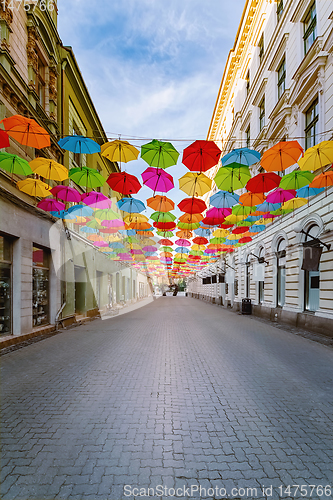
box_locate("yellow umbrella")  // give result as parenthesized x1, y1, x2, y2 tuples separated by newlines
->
(298, 141, 333, 171)
(191, 244, 206, 251)
(226, 233, 239, 240)
(213, 228, 230, 237)
(179, 172, 212, 197)
(255, 218, 275, 225)
(282, 197, 307, 210)
(124, 213, 148, 223)
(224, 214, 245, 224)
(101, 139, 139, 163)
(29, 158, 68, 181)
(17, 178, 51, 198)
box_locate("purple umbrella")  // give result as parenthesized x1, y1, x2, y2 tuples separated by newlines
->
(101, 219, 125, 228)
(81, 191, 109, 206)
(266, 188, 296, 204)
(142, 167, 174, 193)
(130, 249, 143, 255)
(206, 207, 232, 218)
(262, 213, 280, 219)
(37, 198, 65, 212)
(93, 241, 109, 247)
(50, 185, 81, 203)
(142, 246, 158, 252)
(118, 252, 133, 261)
(175, 239, 191, 246)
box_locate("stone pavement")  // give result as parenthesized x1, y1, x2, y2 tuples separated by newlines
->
(1, 297, 333, 500)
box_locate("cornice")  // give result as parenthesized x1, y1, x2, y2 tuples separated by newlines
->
(252, 78, 268, 106)
(268, 33, 289, 71)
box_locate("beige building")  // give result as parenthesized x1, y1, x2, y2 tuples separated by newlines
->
(188, 0, 333, 335)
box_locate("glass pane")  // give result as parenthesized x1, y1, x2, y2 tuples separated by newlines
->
(33, 246, 48, 268)
(33, 268, 49, 327)
(277, 266, 285, 306)
(0, 265, 11, 335)
(0, 236, 11, 262)
(305, 270, 320, 311)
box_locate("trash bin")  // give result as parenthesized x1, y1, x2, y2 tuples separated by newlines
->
(242, 298, 252, 315)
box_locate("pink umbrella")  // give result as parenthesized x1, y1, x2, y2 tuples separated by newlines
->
(81, 191, 109, 206)
(93, 241, 109, 247)
(266, 188, 296, 204)
(50, 185, 81, 203)
(101, 219, 125, 228)
(175, 239, 191, 246)
(37, 198, 65, 212)
(118, 252, 133, 261)
(206, 207, 232, 218)
(262, 213, 280, 218)
(143, 246, 157, 252)
(142, 167, 174, 193)
(130, 249, 143, 255)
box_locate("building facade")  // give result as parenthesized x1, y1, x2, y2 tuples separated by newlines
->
(0, 2, 150, 338)
(188, 0, 333, 336)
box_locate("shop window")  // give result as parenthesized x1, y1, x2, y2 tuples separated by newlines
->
(0, 235, 12, 335)
(234, 279, 238, 296)
(305, 97, 318, 150)
(33, 245, 49, 327)
(246, 256, 251, 298)
(259, 96, 265, 131)
(258, 34, 264, 65)
(303, 2, 317, 55)
(276, 239, 286, 307)
(303, 224, 321, 312)
(277, 57, 286, 100)
(277, 0, 283, 21)
(258, 247, 265, 304)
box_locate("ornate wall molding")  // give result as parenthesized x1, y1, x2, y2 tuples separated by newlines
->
(26, 26, 39, 90)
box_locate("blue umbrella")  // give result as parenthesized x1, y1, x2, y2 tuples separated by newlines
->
(222, 147, 261, 166)
(144, 252, 158, 256)
(80, 226, 98, 233)
(119, 229, 137, 236)
(243, 215, 262, 222)
(249, 225, 266, 232)
(256, 201, 282, 212)
(109, 242, 124, 249)
(117, 197, 146, 213)
(194, 228, 211, 237)
(58, 135, 101, 154)
(210, 190, 239, 208)
(67, 204, 94, 217)
(50, 210, 77, 219)
(175, 247, 190, 254)
(296, 186, 325, 197)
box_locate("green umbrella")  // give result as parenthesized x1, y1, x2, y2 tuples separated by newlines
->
(160, 246, 174, 253)
(69, 166, 105, 190)
(0, 152, 32, 176)
(210, 237, 226, 244)
(156, 230, 174, 237)
(214, 166, 251, 192)
(279, 170, 315, 190)
(177, 222, 200, 230)
(94, 209, 120, 221)
(86, 220, 104, 229)
(191, 250, 204, 256)
(232, 204, 254, 216)
(237, 220, 255, 226)
(270, 207, 293, 215)
(150, 211, 176, 223)
(122, 236, 140, 244)
(141, 139, 179, 169)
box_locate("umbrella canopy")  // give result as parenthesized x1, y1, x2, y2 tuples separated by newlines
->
(178, 197, 206, 214)
(298, 141, 333, 171)
(158, 239, 173, 246)
(232, 226, 249, 234)
(248, 225, 266, 233)
(256, 201, 282, 212)
(1, 115, 50, 149)
(239, 236, 252, 244)
(192, 237, 208, 245)
(58, 135, 101, 154)
(232, 205, 253, 216)
(206, 207, 231, 219)
(266, 188, 296, 204)
(0, 152, 32, 176)
(150, 211, 176, 223)
(176, 230, 193, 239)
(69, 166, 105, 189)
(17, 178, 51, 198)
(107, 171, 141, 195)
(95, 208, 121, 221)
(37, 198, 65, 212)
(296, 185, 325, 197)
(282, 197, 308, 211)
(30, 158, 68, 181)
(67, 204, 94, 217)
(50, 185, 81, 203)
(0, 129, 10, 148)
(194, 228, 211, 237)
(178, 213, 203, 223)
(175, 239, 191, 247)
(101, 139, 139, 163)
(214, 166, 251, 192)
(213, 228, 230, 237)
(239, 192, 265, 206)
(209, 190, 239, 208)
(279, 170, 315, 190)
(246, 172, 281, 193)
(182, 140, 221, 172)
(117, 197, 146, 213)
(261, 141, 303, 172)
(141, 139, 179, 169)
(142, 167, 174, 193)
(309, 170, 333, 189)
(124, 213, 148, 223)
(177, 221, 200, 230)
(147, 195, 174, 212)
(179, 172, 212, 197)
(222, 147, 260, 167)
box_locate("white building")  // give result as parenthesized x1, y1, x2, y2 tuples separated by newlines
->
(188, 0, 333, 336)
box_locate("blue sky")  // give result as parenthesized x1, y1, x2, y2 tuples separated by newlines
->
(57, 0, 246, 212)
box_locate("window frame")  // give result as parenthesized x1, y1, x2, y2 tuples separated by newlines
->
(245, 69, 250, 96)
(246, 125, 251, 148)
(277, 0, 283, 22)
(72, 125, 82, 168)
(259, 96, 265, 132)
(303, 2, 317, 55)
(277, 57, 286, 100)
(305, 97, 318, 150)
(258, 33, 264, 65)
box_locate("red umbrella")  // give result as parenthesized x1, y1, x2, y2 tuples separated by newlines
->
(0, 129, 10, 148)
(142, 167, 174, 193)
(193, 237, 209, 245)
(50, 185, 81, 203)
(158, 239, 174, 245)
(239, 236, 252, 243)
(178, 197, 207, 214)
(218, 223, 233, 229)
(246, 172, 281, 193)
(106, 172, 141, 195)
(201, 216, 225, 226)
(153, 221, 176, 230)
(232, 226, 249, 234)
(182, 140, 221, 172)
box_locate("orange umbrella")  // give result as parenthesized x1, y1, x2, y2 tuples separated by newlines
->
(147, 195, 174, 212)
(176, 230, 193, 239)
(309, 170, 333, 189)
(239, 192, 266, 206)
(178, 213, 203, 223)
(261, 141, 303, 172)
(137, 231, 154, 236)
(129, 222, 152, 230)
(1, 115, 50, 149)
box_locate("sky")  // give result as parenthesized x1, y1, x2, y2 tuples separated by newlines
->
(57, 0, 246, 212)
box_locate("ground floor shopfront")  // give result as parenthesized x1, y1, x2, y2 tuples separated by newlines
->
(188, 189, 333, 337)
(0, 189, 151, 338)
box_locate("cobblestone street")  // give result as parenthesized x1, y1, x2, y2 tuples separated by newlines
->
(1, 297, 333, 500)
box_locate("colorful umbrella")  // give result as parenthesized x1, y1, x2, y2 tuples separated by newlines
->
(101, 139, 139, 163)
(69, 166, 105, 190)
(177, 222, 200, 230)
(175, 239, 191, 247)
(1, 115, 50, 149)
(178, 213, 203, 223)
(309, 170, 333, 189)
(106, 171, 142, 195)
(178, 197, 206, 214)
(193, 237, 209, 245)
(17, 178, 51, 198)
(176, 230, 193, 239)
(182, 140, 221, 172)
(222, 147, 260, 167)
(81, 191, 109, 206)
(117, 198, 146, 213)
(239, 192, 265, 206)
(282, 197, 308, 211)
(0, 152, 32, 176)
(37, 198, 65, 212)
(95, 208, 121, 221)
(297, 141, 333, 171)
(147, 195, 174, 212)
(141, 139, 179, 169)
(142, 167, 174, 193)
(246, 172, 281, 193)
(214, 165, 251, 192)
(279, 170, 315, 190)
(209, 190, 239, 208)
(67, 204, 94, 217)
(232, 205, 253, 217)
(30, 158, 68, 181)
(248, 225, 266, 233)
(150, 211, 176, 223)
(179, 172, 212, 197)
(261, 141, 303, 172)
(296, 186, 325, 197)
(256, 201, 281, 212)
(158, 239, 173, 246)
(266, 188, 296, 204)
(50, 185, 81, 203)
(0, 129, 10, 148)
(58, 135, 101, 154)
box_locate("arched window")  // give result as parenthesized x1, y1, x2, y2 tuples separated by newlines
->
(276, 238, 286, 307)
(303, 224, 321, 311)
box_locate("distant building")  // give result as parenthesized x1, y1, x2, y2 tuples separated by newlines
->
(189, 0, 333, 335)
(0, 2, 150, 338)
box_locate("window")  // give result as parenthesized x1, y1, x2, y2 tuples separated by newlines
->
(37, 55, 46, 108)
(0, 235, 12, 335)
(258, 34, 264, 65)
(245, 69, 250, 96)
(259, 96, 265, 131)
(303, 224, 321, 312)
(258, 247, 265, 304)
(277, 58, 286, 100)
(304, 3, 317, 55)
(276, 239, 286, 307)
(246, 126, 251, 148)
(277, 0, 283, 21)
(305, 97, 318, 149)
(73, 126, 82, 167)
(33, 246, 49, 327)
(246, 256, 251, 298)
